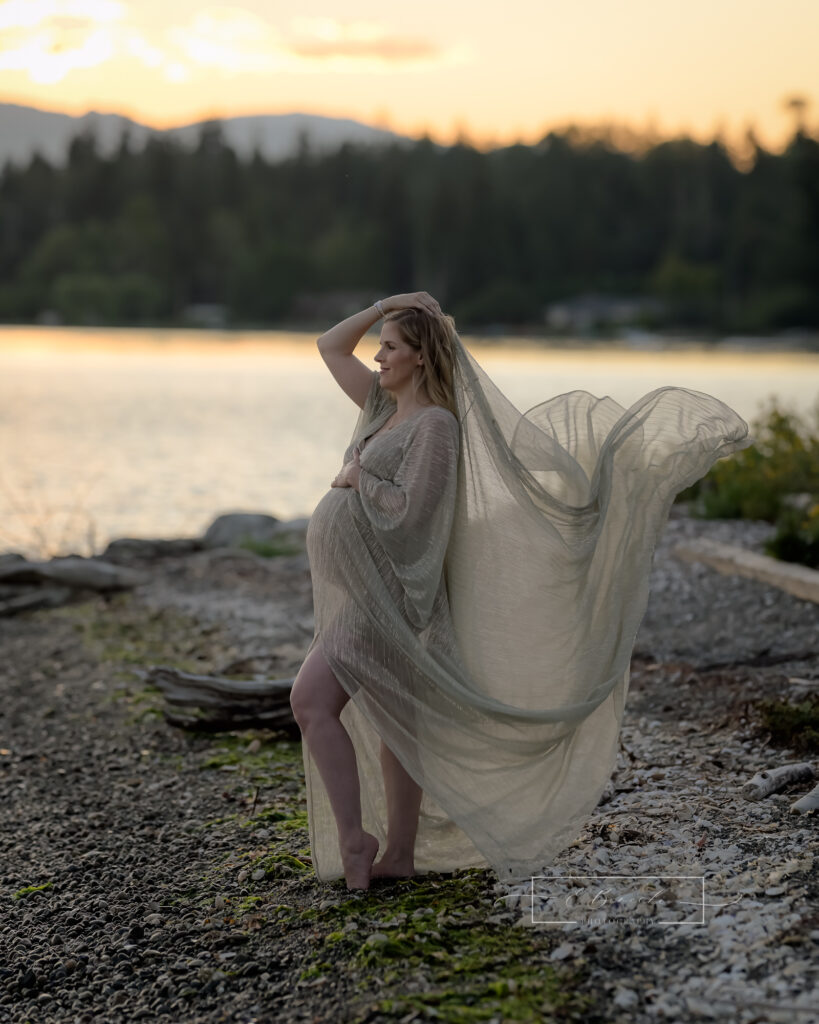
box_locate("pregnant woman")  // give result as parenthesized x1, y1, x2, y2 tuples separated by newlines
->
(289, 291, 751, 891)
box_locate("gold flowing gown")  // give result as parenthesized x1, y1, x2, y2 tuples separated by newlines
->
(302, 338, 752, 884)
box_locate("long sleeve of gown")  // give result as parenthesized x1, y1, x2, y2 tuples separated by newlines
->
(356, 409, 459, 630)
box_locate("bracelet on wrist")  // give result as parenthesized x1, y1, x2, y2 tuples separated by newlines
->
(374, 299, 386, 318)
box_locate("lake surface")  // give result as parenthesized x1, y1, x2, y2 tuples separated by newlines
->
(2, 326, 818, 560)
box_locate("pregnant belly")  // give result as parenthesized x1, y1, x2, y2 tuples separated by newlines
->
(306, 487, 353, 567)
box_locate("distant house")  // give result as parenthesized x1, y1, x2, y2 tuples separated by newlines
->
(545, 293, 665, 333)
(182, 303, 229, 329)
(291, 290, 383, 324)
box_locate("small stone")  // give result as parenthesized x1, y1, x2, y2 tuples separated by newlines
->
(550, 943, 577, 961)
(613, 986, 639, 1009)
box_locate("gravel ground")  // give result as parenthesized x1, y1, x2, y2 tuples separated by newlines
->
(1, 512, 816, 1023)
(637, 511, 817, 672)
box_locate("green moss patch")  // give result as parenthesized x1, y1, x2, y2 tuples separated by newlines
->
(238, 537, 305, 558)
(14, 881, 53, 899)
(295, 870, 597, 1022)
(755, 693, 819, 754)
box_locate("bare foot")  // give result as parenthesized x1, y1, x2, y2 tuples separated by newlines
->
(341, 832, 379, 890)
(371, 853, 415, 879)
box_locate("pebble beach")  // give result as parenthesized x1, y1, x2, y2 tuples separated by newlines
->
(1, 511, 816, 1023)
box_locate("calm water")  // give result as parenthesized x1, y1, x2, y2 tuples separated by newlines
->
(2, 326, 818, 560)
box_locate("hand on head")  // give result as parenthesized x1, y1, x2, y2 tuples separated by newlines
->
(382, 292, 442, 318)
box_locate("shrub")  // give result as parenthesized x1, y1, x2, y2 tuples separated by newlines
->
(765, 500, 819, 568)
(678, 400, 819, 567)
(680, 401, 819, 523)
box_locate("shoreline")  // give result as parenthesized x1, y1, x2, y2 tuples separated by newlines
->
(2, 320, 819, 353)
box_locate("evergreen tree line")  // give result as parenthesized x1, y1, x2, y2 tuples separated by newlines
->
(0, 123, 816, 332)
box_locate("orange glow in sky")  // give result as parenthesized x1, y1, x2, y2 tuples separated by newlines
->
(0, 0, 815, 151)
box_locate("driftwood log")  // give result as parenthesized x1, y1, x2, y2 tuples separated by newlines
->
(790, 781, 819, 814)
(673, 538, 819, 604)
(0, 554, 148, 589)
(0, 555, 148, 616)
(741, 763, 816, 801)
(0, 585, 77, 616)
(144, 665, 299, 736)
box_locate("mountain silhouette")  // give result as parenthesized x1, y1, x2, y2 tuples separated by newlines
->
(0, 102, 413, 167)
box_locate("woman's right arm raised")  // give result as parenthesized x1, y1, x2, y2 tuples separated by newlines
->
(316, 292, 443, 409)
(316, 305, 383, 410)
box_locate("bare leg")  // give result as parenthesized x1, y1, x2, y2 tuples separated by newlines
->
(371, 739, 422, 878)
(290, 645, 379, 890)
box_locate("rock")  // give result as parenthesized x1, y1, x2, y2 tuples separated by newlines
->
(613, 986, 640, 1009)
(549, 943, 576, 961)
(202, 514, 281, 550)
(200, 513, 310, 552)
(102, 538, 202, 563)
(0, 553, 26, 567)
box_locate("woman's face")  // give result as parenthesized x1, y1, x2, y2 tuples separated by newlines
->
(374, 323, 422, 393)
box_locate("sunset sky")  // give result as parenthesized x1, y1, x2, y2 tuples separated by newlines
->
(0, 0, 816, 151)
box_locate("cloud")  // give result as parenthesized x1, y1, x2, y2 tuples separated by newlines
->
(0, 0, 194, 84)
(0, 28, 116, 83)
(0, 0, 127, 82)
(287, 18, 440, 65)
(0, 0, 125, 31)
(164, 9, 458, 76)
(166, 7, 283, 75)
(0, 4, 469, 86)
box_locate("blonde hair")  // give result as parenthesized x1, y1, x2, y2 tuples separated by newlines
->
(385, 308, 459, 418)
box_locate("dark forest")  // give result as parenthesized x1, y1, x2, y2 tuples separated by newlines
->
(1, 123, 817, 333)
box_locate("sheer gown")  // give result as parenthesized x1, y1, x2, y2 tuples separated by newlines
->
(302, 340, 751, 884)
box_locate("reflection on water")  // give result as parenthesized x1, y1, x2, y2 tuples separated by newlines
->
(2, 326, 817, 559)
